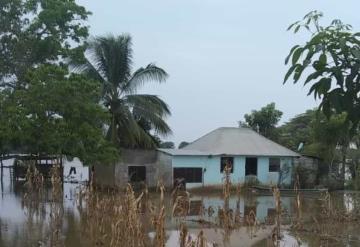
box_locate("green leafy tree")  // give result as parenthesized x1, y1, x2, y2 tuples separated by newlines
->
(0, 0, 90, 88)
(159, 141, 175, 149)
(0, 65, 118, 164)
(277, 109, 317, 152)
(243, 103, 283, 139)
(74, 34, 172, 148)
(284, 11, 360, 134)
(178, 141, 189, 149)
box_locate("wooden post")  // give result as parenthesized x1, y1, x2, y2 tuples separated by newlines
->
(0, 154, 3, 194)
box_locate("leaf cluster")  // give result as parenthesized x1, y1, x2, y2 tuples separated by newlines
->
(0, 0, 90, 88)
(0, 65, 119, 164)
(243, 102, 283, 139)
(284, 11, 360, 132)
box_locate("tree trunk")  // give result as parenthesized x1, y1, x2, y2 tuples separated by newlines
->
(341, 148, 347, 189)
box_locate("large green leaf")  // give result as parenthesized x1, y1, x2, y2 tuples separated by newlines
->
(284, 64, 299, 84)
(285, 45, 300, 65)
(292, 47, 304, 65)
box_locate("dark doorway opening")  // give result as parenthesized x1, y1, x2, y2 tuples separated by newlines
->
(245, 157, 258, 176)
(128, 166, 146, 183)
(173, 167, 202, 184)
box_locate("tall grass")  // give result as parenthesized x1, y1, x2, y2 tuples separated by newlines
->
(19, 161, 360, 247)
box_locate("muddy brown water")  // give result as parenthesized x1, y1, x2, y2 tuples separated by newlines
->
(0, 167, 360, 247)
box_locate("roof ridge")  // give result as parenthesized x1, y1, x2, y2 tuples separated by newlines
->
(246, 129, 299, 155)
(181, 126, 299, 157)
(183, 127, 224, 150)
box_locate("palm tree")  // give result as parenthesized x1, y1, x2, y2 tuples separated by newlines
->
(75, 34, 171, 148)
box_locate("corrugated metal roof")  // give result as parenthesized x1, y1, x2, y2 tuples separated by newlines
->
(159, 127, 299, 157)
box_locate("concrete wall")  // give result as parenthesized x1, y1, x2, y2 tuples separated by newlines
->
(258, 157, 293, 186)
(172, 155, 294, 188)
(93, 150, 295, 189)
(293, 155, 319, 188)
(63, 158, 89, 182)
(94, 149, 173, 188)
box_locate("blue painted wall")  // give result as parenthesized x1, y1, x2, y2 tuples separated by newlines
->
(172, 155, 293, 188)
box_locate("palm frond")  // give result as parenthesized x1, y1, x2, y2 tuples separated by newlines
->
(110, 99, 158, 148)
(74, 34, 171, 148)
(125, 94, 171, 116)
(125, 94, 172, 136)
(122, 64, 168, 94)
(70, 56, 105, 83)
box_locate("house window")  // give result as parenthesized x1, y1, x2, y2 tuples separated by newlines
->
(220, 157, 234, 173)
(173, 168, 202, 183)
(269, 158, 280, 172)
(128, 166, 146, 182)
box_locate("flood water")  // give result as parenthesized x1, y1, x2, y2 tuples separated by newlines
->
(1, 166, 360, 247)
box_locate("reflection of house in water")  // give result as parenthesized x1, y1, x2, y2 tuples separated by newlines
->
(176, 195, 292, 224)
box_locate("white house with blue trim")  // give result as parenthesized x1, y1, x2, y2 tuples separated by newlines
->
(158, 127, 299, 188)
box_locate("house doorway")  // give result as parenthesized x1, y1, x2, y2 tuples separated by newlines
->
(245, 157, 258, 176)
(128, 166, 146, 183)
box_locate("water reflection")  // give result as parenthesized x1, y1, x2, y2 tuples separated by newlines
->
(0, 165, 360, 247)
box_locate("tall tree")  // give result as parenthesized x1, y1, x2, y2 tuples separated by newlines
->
(159, 142, 175, 149)
(0, 0, 90, 88)
(0, 65, 118, 164)
(178, 141, 189, 149)
(284, 11, 360, 183)
(75, 34, 172, 148)
(284, 11, 360, 134)
(277, 109, 317, 152)
(243, 103, 283, 139)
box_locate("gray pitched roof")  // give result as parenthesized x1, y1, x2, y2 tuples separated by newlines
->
(159, 127, 299, 157)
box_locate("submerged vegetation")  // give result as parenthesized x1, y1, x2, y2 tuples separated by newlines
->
(1, 161, 357, 246)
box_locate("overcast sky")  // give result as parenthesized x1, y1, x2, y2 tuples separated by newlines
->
(77, 0, 359, 145)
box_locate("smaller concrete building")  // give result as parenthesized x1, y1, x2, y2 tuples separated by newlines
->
(93, 149, 173, 188)
(159, 127, 299, 188)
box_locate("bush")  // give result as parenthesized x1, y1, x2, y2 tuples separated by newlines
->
(318, 174, 344, 191)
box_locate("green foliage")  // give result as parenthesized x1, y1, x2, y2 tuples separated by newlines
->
(159, 141, 175, 149)
(178, 141, 189, 149)
(0, 65, 119, 164)
(277, 109, 316, 152)
(278, 108, 350, 161)
(74, 34, 172, 148)
(284, 11, 360, 133)
(243, 102, 283, 139)
(0, 0, 90, 88)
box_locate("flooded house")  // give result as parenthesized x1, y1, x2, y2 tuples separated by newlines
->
(93, 127, 299, 189)
(159, 127, 300, 188)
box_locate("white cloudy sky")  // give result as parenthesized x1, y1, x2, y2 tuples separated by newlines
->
(77, 0, 359, 145)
